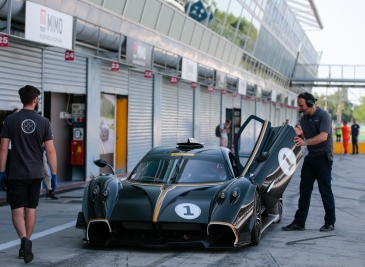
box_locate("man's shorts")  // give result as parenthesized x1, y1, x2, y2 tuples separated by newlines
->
(7, 179, 43, 210)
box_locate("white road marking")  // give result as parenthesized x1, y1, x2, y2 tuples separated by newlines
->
(0, 221, 76, 251)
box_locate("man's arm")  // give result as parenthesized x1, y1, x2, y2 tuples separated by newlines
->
(44, 140, 57, 175)
(294, 132, 328, 146)
(0, 138, 9, 172)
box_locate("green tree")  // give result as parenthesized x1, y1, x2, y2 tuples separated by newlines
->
(314, 91, 353, 122)
(353, 96, 365, 123)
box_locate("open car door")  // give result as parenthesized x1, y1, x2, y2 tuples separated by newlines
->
(234, 115, 271, 178)
(234, 115, 301, 189)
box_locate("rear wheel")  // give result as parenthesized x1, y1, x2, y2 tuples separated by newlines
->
(250, 190, 262, 245)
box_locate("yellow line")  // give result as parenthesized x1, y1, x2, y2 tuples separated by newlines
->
(152, 185, 177, 223)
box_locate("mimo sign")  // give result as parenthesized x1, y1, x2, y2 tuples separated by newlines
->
(25, 1, 73, 50)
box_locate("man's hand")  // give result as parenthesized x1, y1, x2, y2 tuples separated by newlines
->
(294, 136, 304, 147)
(51, 174, 58, 192)
(0, 171, 7, 191)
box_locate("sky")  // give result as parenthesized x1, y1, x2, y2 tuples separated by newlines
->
(305, 0, 365, 105)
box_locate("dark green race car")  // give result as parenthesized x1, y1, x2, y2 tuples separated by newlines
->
(76, 115, 302, 248)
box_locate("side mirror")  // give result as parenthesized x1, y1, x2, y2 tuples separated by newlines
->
(93, 159, 115, 175)
(256, 151, 270, 162)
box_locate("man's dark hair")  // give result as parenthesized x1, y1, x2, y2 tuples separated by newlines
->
(297, 92, 317, 104)
(18, 85, 40, 106)
(225, 119, 231, 123)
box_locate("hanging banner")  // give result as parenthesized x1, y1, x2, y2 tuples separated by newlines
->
(25, 1, 73, 50)
(238, 79, 247, 95)
(181, 58, 197, 82)
(0, 34, 9, 47)
(215, 71, 227, 89)
(126, 38, 152, 69)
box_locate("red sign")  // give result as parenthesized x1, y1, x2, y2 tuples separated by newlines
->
(144, 70, 152, 78)
(170, 76, 178, 84)
(0, 34, 9, 47)
(65, 50, 74, 61)
(257, 98, 261, 102)
(232, 92, 237, 97)
(250, 96, 255, 101)
(207, 85, 214, 92)
(263, 99, 268, 103)
(111, 62, 120, 71)
(242, 95, 247, 100)
(191, 82, 197, 89)
(221, 90, 226, 95)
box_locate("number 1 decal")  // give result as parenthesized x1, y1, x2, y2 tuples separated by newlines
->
(175, 203, 201, 220)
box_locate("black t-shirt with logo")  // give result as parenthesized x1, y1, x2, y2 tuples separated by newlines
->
(351, 124, 360, 137)
(1, 109, 53, 180)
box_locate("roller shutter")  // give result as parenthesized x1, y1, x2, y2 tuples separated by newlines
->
(0, 42, 42, 110)
(261, 100, 270, 121)
(226, 92, 233, 109)
(43, 49, 87, 94)
(127, 70, 153, 171)
(161, 79, 194, 146)
(199, 87, 221, 146)
(177, 82, 194, 142)
(233, 94, 241, 109)
(100, 61, 128, 95)
(161, 78, 178, 146)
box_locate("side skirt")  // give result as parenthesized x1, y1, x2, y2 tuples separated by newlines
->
(260, 214, 280, 234)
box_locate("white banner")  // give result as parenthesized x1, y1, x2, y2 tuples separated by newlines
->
(25, 1, 73, 50)
(181, 58, 197, 82)
(238, 79, 247, 95)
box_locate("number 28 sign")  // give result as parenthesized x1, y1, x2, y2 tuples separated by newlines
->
(0, 34, 9, 47)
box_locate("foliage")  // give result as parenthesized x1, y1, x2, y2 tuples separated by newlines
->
(100, 95, 114, 119)
(353, 96, 365, 123)
(314, 90, 353, 123)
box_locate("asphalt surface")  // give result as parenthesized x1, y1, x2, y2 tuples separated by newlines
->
(0, 154, 364, 267)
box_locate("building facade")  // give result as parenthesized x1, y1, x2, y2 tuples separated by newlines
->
(0, 0, 321, 181)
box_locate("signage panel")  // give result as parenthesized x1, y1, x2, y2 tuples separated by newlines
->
(126, 38, 152, 69)
(0, 34, 9, 47)
(215, 71, 227, 89)
(25, 1, 73, 50)
(238, 79, 247, 95)
(181, 58, 197, 82)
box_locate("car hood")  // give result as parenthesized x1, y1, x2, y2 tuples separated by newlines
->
(109, 181, 223, 223)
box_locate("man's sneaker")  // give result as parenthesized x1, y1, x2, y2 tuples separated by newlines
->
(21, 237, 34, 263)
(18, 247, 24, 259)
(282, 223, 305, 231)
(320, 224, 334, 232)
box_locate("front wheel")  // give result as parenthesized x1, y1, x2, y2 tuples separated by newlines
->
(250, 190, 262, 245)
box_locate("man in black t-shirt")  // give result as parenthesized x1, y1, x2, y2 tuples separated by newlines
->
(0, 85, 58, 263)
(351, 118, 360, 154)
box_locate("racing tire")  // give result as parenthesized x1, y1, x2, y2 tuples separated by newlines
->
(250, 190, 262, 245)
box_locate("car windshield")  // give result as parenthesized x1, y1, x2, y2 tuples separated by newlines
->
(129, 156, 230, 184)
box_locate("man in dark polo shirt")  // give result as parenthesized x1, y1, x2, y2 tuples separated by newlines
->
(351, 118, 360, 154)
(0, 85, 58, 263)
(282, 92, 335, 232)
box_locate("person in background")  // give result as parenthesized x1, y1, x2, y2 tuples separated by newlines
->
(351, 118, 360, 154)
(335, 122, 342, 142)
(341, 121, 350, 155)
(220, 119, 231, 148)
(282, 92, 335, 232)
(0, 85, 58, 263)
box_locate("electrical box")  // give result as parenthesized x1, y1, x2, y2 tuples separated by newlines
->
(73, 128, 84, 140)
(71, 140, 84, 165)
(71, 103, 85, 118)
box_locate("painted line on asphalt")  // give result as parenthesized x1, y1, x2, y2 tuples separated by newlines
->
(0, 221, 76, 251)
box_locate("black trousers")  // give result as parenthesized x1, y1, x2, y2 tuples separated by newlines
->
(352, 136, 358, 154)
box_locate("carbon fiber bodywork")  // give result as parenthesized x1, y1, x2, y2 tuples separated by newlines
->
(76, 115, 302, 247)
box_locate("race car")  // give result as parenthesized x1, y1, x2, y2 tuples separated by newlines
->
(76, 115, 302, 248)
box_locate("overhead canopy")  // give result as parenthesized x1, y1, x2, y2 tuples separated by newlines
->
(286, 0, 323, 30)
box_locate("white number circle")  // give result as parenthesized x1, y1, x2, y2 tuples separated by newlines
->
(175, 203, 201, 220)
(278, 148, 296, 176)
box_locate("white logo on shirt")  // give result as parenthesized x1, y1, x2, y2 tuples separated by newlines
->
(21, 119, 36, 134)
